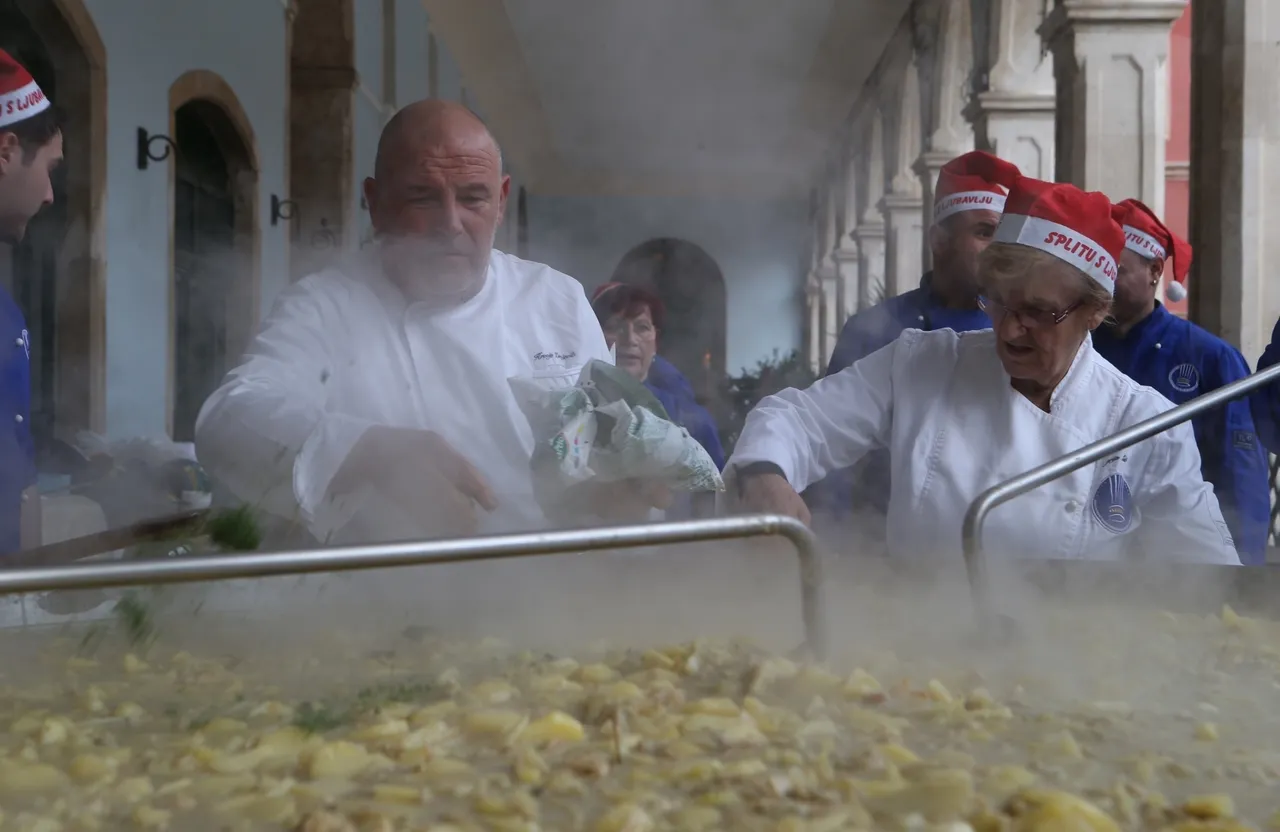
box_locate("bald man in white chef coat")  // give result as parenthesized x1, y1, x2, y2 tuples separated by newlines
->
(196, 100, 668, 544)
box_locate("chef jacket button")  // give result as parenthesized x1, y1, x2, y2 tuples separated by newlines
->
(1065, 500, 1080, 513)
(918, 315, 925, 322)
(13, 337, 21, 347)
(1155, 342, 1162, 349)
(13, 414, 22, 424)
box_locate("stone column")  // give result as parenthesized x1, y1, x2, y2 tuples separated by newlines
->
(832, 150, 860, 319)
(832, 248, 860, 322)
(913, 0, 976, 244)
(854, 225, 887, 309)
(966, 0, 1057, 179)
(819, 264, 840, 363)
(880, 193, 925, 297)
(1041, 0, 1186, 213)
(289, 0, 357, 280)
(805, 277, 823, 374)
(1187, 0, 1280, 363)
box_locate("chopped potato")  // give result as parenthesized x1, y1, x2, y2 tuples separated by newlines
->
(0, 603, 1279, 830)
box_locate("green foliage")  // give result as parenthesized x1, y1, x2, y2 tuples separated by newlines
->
(205, 505, 262, 552)
(113, 592, 157, 649)
(718, 349, 817, 454)
(84, 505, 263, 656)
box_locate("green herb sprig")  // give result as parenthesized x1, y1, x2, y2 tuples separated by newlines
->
(291, 680, 445, 734)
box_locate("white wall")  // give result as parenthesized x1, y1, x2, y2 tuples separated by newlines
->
(81, 0, 481, 439)
(83, 0, 291, 439)
(526, 195, 808, 373)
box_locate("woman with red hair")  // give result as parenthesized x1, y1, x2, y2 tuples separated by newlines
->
(589, 283, 725, 472)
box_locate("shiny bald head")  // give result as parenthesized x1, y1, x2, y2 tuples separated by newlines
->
(364, 99, 510, 305)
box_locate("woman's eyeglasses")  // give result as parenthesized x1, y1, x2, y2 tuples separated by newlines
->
(978, 296, 1079, 330)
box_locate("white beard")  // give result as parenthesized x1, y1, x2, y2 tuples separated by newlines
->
(376, 226, 498, 308)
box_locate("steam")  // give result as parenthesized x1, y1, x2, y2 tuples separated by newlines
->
(2, 6, 1258, 751)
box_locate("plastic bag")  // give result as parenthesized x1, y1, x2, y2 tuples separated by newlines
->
(511, 360, 724, 521)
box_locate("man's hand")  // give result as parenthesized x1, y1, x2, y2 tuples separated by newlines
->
(334, 427, 498, 536)
(563, 479, 672, 524)
(739, 472, 811, 525)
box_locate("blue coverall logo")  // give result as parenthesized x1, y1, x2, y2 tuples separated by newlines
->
(1168, 362, 1199, 393)
(1092, 472, 1133, 534)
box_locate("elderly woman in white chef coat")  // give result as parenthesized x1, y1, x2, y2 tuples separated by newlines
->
(729, 177, 1240, 564)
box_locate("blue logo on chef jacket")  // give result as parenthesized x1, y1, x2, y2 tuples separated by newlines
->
(1168, 362, 1200, 393)
(18, 329, 28, 360)
(1091, 472, 1133, 534)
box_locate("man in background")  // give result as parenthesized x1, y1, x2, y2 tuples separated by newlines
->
(0, 49, 62, 552)
(1094, 199, 1269, 564)
(814, 151, 1021, 536)
(197, 99, 667, 544)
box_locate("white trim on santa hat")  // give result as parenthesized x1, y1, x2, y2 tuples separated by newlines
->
(933, 190, 1007, 225)
(0, 79, 49, 129)
(1122, 226, 1167, 261)
(993, 213, 1117, 295)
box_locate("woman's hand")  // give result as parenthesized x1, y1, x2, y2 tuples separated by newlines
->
(739, 472, 811, 525)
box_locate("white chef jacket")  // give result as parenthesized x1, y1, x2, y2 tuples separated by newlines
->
(729, 328, 1240, 564)
(194, 249, 612, 543)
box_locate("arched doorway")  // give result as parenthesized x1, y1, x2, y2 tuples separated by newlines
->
(0, 0, 106, 449)
(610, 238, 727, 410)
(288, 0, 355, 278)
(167, 82, 258, 443)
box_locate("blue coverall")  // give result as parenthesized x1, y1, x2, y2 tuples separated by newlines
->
(0, 286, 35, 554)
(645, 355, 725, 471)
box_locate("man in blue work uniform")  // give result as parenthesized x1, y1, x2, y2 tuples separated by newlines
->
(814, 151, 1021, 531)
(0, 50, 63, 553)
(1252, 328, 1280, 456)
(1093, 199, 1269, 564)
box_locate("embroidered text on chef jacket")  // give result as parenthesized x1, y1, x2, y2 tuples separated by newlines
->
(1094, 302, 1270, 564)
(730, 328, 1240, 564)
(195, 250, 611, 543)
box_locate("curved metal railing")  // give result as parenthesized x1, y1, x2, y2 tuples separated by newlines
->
(962, 362, 1280, 605)
(0, 514, 829, 659)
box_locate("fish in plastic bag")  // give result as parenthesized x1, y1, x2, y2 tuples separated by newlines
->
(510, 360, 724, 521)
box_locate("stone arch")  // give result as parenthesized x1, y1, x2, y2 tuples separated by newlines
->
(0, 0, 107, 440)
(287, 0, 355, 278)
(609, 238, 726, 409)
(166, 71, 260, 442)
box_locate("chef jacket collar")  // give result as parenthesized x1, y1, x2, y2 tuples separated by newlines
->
(354, 244, 497, 319)
(1114, 300, 1171, 342)
(1043, 332, 1097, 411)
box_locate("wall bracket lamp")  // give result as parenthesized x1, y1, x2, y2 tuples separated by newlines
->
(136, 127, 178, 171)
(270, 195, 297, 226)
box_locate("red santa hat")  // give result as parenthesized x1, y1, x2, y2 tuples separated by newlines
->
(991, 177, 1124, 295)
(932, 150, 1022, 225)
(0, 49, 50, 131)
(1112, 198, 1192, 302)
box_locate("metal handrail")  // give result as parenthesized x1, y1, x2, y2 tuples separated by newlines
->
(0, 514, 829, 660)
(962, 362, 1280, 604)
